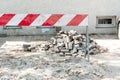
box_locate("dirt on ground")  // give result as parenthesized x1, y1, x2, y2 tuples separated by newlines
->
(91, 35, 120, 80)
(0, 35, 120, 80)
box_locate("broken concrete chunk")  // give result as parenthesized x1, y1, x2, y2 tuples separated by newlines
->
(23, 44, 31, 52)
(68, 42, 73, 50)
(68, 30, 77, 36)
(54, 46, 60, 53)
(59, 52, 65, 56)
(65, 52, 72, 56)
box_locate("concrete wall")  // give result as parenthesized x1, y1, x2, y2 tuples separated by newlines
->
(0, 0, 120, 35)
(0, 27, 56, 36)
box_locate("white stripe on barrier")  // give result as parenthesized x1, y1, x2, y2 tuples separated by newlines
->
(79, 16, 88, 26)
(54, 14, 75, 26)
(31, 14, 51, 26)
(6, 14, 27, 26)
(0, 14, 3, 17)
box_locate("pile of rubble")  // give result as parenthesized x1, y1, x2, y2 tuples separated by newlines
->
(23, 30, 108, 56)
(49, 30, 107, 56)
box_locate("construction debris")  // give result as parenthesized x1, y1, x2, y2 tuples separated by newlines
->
(0, 35, 111, 80)
(0, 49, 109, 80)
(22, 30, 108, 56)
(48, 30, 107, 56)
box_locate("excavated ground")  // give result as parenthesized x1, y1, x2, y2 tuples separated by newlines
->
(0, 35, 119, 80)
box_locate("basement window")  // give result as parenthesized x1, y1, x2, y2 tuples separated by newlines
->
(98, 19, 112, 24)
(3, 26, 22, 29)
(96, 16, 116, 28)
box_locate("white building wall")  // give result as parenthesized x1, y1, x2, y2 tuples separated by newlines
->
(0, 0, 120, 35)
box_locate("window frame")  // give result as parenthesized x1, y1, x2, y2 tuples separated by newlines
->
(96, 16, 116, 28)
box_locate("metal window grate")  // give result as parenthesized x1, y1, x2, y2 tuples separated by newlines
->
(98, 19, 112, 24)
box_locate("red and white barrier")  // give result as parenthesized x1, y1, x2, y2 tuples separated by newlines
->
(0, 14, 88, 26)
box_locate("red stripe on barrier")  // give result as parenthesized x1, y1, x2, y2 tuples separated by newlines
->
(18, 14, 39, 26)
(0, 14, 15, 26)
(67, 15, 87, 26)
(42, 14, 63, 26)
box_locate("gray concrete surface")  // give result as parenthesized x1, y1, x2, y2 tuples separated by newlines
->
(91, 36, 120, 80)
